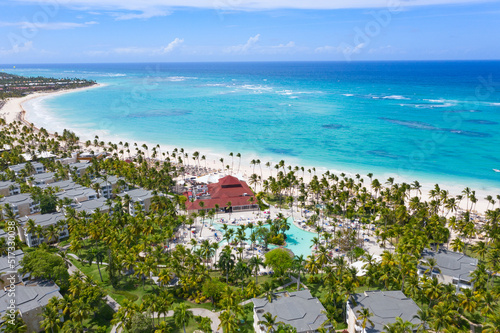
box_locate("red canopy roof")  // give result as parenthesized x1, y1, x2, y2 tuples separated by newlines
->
(185, 175, 256, 210)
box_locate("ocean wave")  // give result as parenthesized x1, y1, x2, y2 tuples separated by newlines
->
(240, 84, 273, 91)
(381, 95, 410, 100)
(488, 102, 500, 106)
(342, 94, 354, 97)
(166, 76, 198, 82)
(204, 83, 226, 87)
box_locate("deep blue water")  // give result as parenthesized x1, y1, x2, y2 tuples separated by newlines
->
(3, 61, 500, 190)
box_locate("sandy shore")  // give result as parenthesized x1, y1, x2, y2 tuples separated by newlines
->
(0, 84, 105, 124)
(0, 85, 497, 215)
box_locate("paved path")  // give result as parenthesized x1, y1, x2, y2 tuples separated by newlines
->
(64, 254, 121, 313)
(111, 307, 222, 333)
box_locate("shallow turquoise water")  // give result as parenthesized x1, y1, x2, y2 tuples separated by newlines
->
(213, 219, 318, 257)
(8, 62, 500, 191)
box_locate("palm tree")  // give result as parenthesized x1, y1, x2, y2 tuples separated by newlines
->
(293, 255, 305, 290)
(218, 310, 238, 333)
(248, 255, 266, 284)
(356, 307, 374, 331)
(258, 312, 284, 333)
(384, 317, 417, 333)
(40, 297, 62, 333)
(173, 303, 193, 333)
(482, 312, 500, 333)
(87, 247, 106, 282)
(0, 310, 27, 332)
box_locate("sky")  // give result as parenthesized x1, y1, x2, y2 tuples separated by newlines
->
(0, 0, 499, 63)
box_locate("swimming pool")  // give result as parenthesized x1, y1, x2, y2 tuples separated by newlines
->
(213, 217, 317, 257)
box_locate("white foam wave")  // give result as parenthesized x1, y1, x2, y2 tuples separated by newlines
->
(382, 95, 410, 100)
(342, 94, 354, 97)
(489, 102, 500, 106)
(166, 76, 198, 82)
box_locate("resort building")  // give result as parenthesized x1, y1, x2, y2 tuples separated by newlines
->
(91, 175, 128, 198)
(0, 250, 29, 288)
(0, 280, 63, 333)
(68, 160, 92, 178)
(73, 197, 112, 214)
(55, 187, 98, 204)
(252, 290, 331, 333)
(186, 175, 258, 213)
(39, 179, 81, 192)
(119, 189, 155, 216)
(0, 249, 26, 287)
(8, 162, 46, 176)
(418, 248, 478, 289)
(347, 291, 422, 333)
(18, 212, 68, 247)
(0, 193, 40, 217)
(28, 171, 57, 186)
(0, 180, 21, 197)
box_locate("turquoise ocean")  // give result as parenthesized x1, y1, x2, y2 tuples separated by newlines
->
(4, 61, 500, 192)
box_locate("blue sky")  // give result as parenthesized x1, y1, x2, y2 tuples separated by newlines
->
(0, 0, 499, 63)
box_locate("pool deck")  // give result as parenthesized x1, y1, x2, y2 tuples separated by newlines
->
(177, 204, 389, 273)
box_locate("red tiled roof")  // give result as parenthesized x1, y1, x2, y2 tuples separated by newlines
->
(218, 175, 242, 187)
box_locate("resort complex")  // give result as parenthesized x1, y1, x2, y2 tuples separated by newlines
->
(0, 98, 497, 333)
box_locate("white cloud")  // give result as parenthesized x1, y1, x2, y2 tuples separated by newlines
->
(161, 38, 184, 53)
(315, 42, 366, 54)
(225, 35, 299, 55)
(0, 21, 98, 30)
(112, 8, 170, 20)
(0, 41, 33, 55)
(225, 34, 260, 54)
(87, 38, 184, 56)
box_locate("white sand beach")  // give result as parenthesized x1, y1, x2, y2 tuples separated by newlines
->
(0, 85, 496, 215)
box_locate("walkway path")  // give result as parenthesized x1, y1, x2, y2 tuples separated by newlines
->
(110, 307, 222, 333)
(64, 254, 121, 312)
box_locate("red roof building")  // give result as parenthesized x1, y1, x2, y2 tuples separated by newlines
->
(185, 175, 258, 212)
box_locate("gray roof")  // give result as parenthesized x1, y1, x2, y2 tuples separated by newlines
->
(119, 188, 154, 201)
(252, 290, 329, 332)
(420, 248, 478, 281)
(56, 187, 97, 202)
(8, 162, 44, 173)
(92, 175, 121, 186)
(0, 180, 19, 190)
(39, 179, 81, 192)
(74, 197, 111, 213)
(68, 161, 91, 171)
(0, 249, 24, 272)
(0, 193, 34, 206)
(18, 212, 66, 228)
(350, 291, 422, 333)
(0, 281, 62, 319)
(30, 172, 56, 182)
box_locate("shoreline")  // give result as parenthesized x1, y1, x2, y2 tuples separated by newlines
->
(1, 85, 498, 214)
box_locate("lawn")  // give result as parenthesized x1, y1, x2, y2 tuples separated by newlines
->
(70, 258, 217, 311)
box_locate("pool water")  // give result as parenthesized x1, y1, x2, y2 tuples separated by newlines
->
(213, 217, 317, 257)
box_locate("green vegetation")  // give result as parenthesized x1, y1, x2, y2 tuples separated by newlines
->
(0, 72, 96, 100)
(0, 116, 498, 333)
